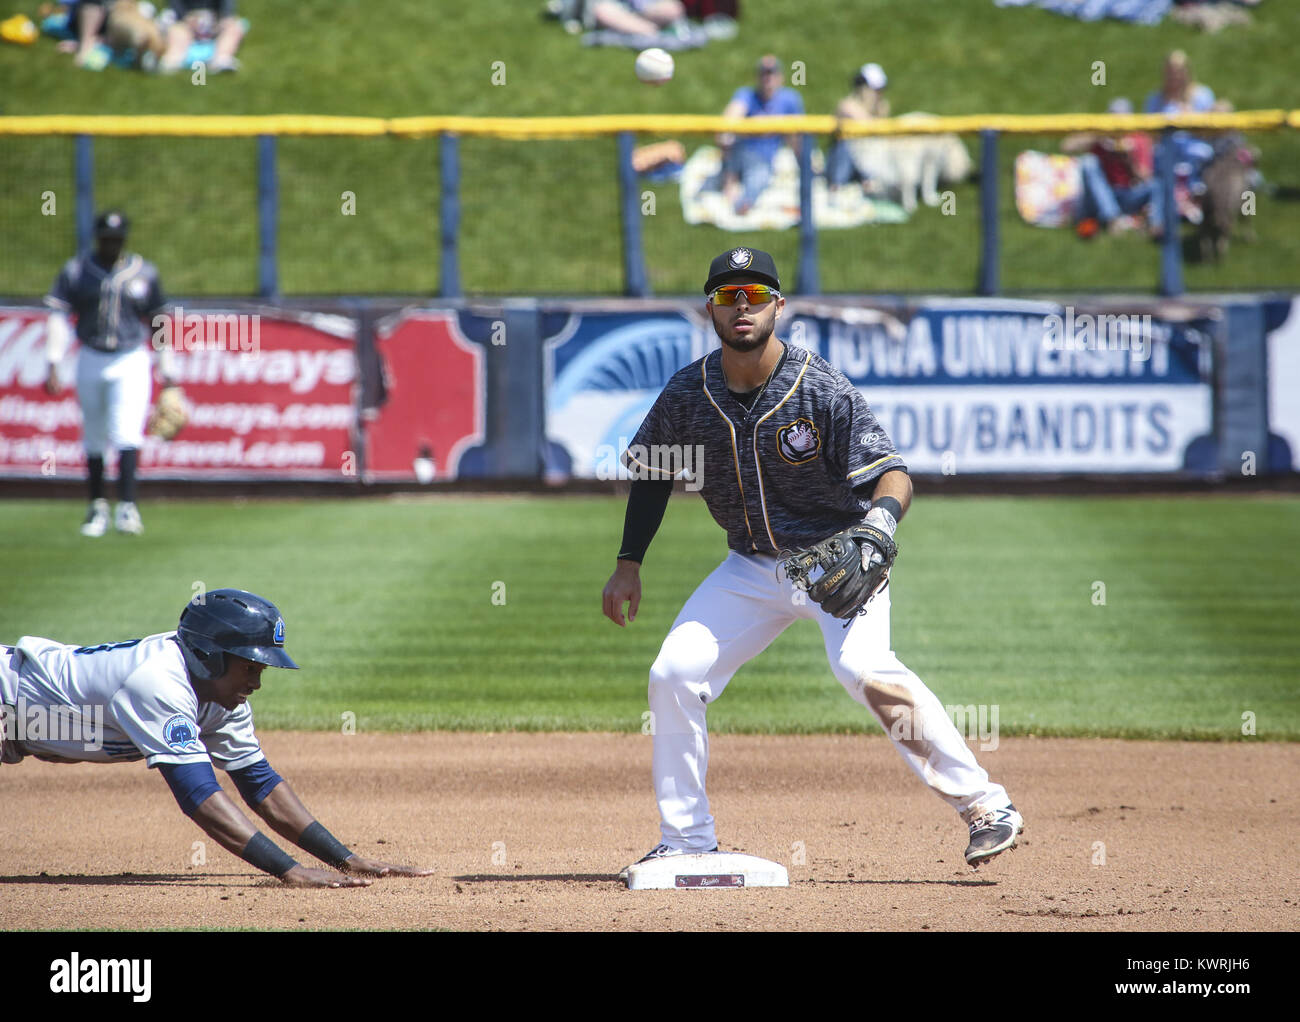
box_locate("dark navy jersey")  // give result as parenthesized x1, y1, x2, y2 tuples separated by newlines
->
(626, 343, 907, 555)
(45, 252, 166, 353)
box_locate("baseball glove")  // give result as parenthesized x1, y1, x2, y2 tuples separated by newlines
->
(780, 523, 898, 621)
(146, 385, 189, 441)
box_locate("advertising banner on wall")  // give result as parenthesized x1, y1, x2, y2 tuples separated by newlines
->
(543, 299, 1217, 477)
(545, 309, 716, 481)
(787, 299, 1216, 473)
(362, 310, 486, 482)
(0, 306, 358, 479)
(1265, 296, 1300, 472)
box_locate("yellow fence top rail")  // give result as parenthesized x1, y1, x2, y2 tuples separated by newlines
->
(0, 111, 1293, 138)
(0, 115, 390, 137)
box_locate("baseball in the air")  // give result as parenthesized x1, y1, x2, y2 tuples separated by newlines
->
(634, 47, 674, 85)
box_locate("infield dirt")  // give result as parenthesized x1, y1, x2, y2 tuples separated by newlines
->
(2, 733, 1295, 931)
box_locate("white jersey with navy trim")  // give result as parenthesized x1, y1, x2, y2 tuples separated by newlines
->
(0, 633, 263, 770)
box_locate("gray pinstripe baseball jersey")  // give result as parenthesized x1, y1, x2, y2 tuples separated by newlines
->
(626, 343, 907, 555)
(45, 252, 166, 353)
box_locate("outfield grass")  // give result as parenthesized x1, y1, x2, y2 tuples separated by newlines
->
(0, 494, 1295, 739)
(1, 1, 1297, 295)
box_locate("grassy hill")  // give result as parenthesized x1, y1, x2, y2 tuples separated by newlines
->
(1, 0, 1297, 296)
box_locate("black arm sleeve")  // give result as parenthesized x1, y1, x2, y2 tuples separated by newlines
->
(852, 465, 909, 495)
(616, 479, 674, 563)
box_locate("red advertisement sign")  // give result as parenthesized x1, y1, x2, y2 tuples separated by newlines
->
(364, 311, 485, 481)
(0, 307, 357, 480)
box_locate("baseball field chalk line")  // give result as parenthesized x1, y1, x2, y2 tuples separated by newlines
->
(626, 853, 789, 891)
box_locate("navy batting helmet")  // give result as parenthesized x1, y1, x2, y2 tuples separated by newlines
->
(176, 589, 299, 681)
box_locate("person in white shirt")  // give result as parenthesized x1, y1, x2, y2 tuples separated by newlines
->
(1, 589, 432, 889)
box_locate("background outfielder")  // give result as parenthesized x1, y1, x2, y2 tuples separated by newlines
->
(44, 209, 173, 537)
(603, 248, 1023, 876)
(0, 588, 432, 888)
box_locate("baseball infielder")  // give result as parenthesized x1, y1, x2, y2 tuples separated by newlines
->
(44, 210, 171, 537)
(0, 588, 432, 888)
(602, 248, 1023, 876)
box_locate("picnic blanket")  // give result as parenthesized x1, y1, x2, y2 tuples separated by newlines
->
(580, 27, 708, 49)
(1014, 150, 1083, 227)
(993, 0, 1173, 25)
(678, 145, 909, 232)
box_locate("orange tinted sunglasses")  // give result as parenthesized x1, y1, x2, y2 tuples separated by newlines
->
(709, 284, 781, 306)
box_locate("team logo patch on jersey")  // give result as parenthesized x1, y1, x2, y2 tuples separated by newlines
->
(776, 418, 822, 465)
(163, 715, 200, 753)
(274, 617, 285, 645)
(728, 248, 753, 269)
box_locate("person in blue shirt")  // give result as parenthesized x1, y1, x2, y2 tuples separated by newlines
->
(717, 54, 805, 214)
(1142, 50, 1218, 198)
(1143, 49, 1216, 118)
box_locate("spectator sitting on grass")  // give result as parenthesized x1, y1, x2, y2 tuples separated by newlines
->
(1143, 49, 1219, 198)
(827, 62, 890, 194)
(158, 0, 243, 73)
(61, 0, 106, 66)
(1144, 49, 1215, 117)
(589, 0, 688, 36)
(105, 1, 165, 69)
(52, 2, 164, 71)
(1062, 98, 1164, 239)
(716, 54, 805, 215)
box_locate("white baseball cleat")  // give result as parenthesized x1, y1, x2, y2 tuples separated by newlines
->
(963, 804, 1024, 867)
(618, 842, 717, 881)
(114, 501, 144, 535)
(80, 499, 110, 537)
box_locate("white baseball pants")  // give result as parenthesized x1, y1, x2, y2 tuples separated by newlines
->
(648, 550, 1011, 850)
(75, 346, 152, 456)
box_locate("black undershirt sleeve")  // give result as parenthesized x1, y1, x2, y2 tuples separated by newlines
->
(617, 479, 674, 563)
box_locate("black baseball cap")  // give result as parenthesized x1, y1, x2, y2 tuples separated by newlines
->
(93, 210, 129, 238)
(704, 247, 781, 295)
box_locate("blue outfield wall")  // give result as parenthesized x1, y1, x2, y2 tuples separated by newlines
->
(538, 293, 1297, 481)
(1, 294, 1295, 482)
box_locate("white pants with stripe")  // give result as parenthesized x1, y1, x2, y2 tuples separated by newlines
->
(75, 345, 152, 456)
(648, 550, 1011, 850)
